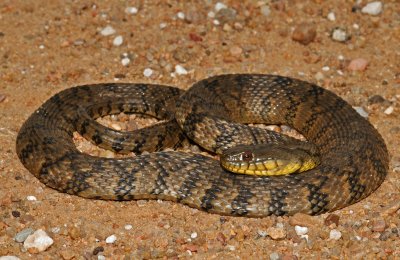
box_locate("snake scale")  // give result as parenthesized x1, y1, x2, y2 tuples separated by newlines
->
(16, 74, 389, 217)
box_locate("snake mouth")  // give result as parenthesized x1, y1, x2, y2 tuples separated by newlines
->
(220, 158, 304, 176)
(220, 143, 320, 176)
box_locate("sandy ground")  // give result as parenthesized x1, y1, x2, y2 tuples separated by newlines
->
(0, 0, 399, 259)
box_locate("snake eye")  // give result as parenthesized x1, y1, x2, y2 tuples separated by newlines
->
(241, 151, 253, 161)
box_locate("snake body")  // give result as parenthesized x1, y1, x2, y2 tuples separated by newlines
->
(16, 74, 389, 216)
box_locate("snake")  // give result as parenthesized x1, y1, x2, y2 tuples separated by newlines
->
(16, 74, 389, 217)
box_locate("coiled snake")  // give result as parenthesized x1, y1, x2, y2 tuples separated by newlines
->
(16, 74, 388, 216)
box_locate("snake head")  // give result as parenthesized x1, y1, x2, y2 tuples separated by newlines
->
(220, 143, 319, 176)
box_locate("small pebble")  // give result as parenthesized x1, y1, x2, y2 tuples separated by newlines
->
(113, 35, 123, 46)
(257, 230, 268, 237)
(97, 256, 106, 260)
(143, 68, 153, 77)
(0, 257, 20, 260)
(190, 232, 198, 239)
(215, 7, 237, 24)
(229, 46, 243, 57)
(0, 94, 6, 103)
(51, 227, 61, 234)
(289, 213, 319, 227)
(121, 57, 130, 66)
(100, 25, 116, 36)
(260, 5, 271, 16)
(348, 58, 368, 71)
(227, 245, 235, 251)
(14, 228, 34, 243)
(324, 214, 340, 227)
(270, 252, 280, 260)
(368, 95, 386, 105)
(292, 23, 316, 45)
(60, 250, 75, 260)
(215, 2, 227, 12)
(267, 226, 287, 240)
(379, 230, 392, 241)
(105, 234, 117, 244)
(124, 224, 133, 230)
(354, 107, 369, 118)
(177, 12, 185, 20)
(372, 219, 386, 232)
(327, 12, 336, 21)
(159, 22, 167, 29)
(331, 28, 349, 42)
(380, 200, 400, 216)
(11, 210, 20, 218)
(329, 229, 342, 240)
(175, 65, 188, 75)
(26, 196, 37, 201)
(384, 106, 394, 115)
(315, 72, 324, 81)
(208, 11, 215, 18)
(125, 6, 138, 15)
(294, 225, 308, 236)
(93, 246, 104, 255)
(322, 66, 330, 71)
(282, 255, 298, 260)
(361, 1, 383, 16)
(24, 229, 54, 253)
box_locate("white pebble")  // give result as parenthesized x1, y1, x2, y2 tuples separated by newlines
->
(384, 106, 394, 115)
(177, 12, 185, 19)
(190, 232, 198, 239)
(159, 22, 167, 29)
(121, 57, 130, 66)
(39, 45, 45, 49)
(213, 19, 220, 26)
(51, 227, 60, 234)
(315, 72, 324, 81)
(0, 257, 21, 260)
(260, 5, 271, 16)
(175, 65, 188, 75)
(269, 252, 280, 260)
(27, 195, 37, 201)
(332, 28, 348, 42)
(294, 225, 308, 236)
(322, 66, 330, 71)
(215, 2, 227, 12)
(100, 25, 116, 36)
(97, 256, 106, 260)
(329, 229, 342, 240)
(113, 35, 123, 46)
(354, 106, 369, 118)
(353, 23, 360, 30)
(24, 229, 54, 252)
(327, 12, 336, 21)
(227, 245, 235, 251)
(143, 68, 153, 77)
(361, 1, 383, 16)
(124, 224, 133, 230)
(125, 6, 138, 15)
(338, 55, 345, 60)
(105, 234, 117, 244)
(257, 230, 268, 237)
(207, 11, 216, 18)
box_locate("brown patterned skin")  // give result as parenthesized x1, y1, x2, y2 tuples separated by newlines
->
(16, 74, 389, 217)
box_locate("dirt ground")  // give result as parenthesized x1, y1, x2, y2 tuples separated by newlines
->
(0, 0, 399, 259)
